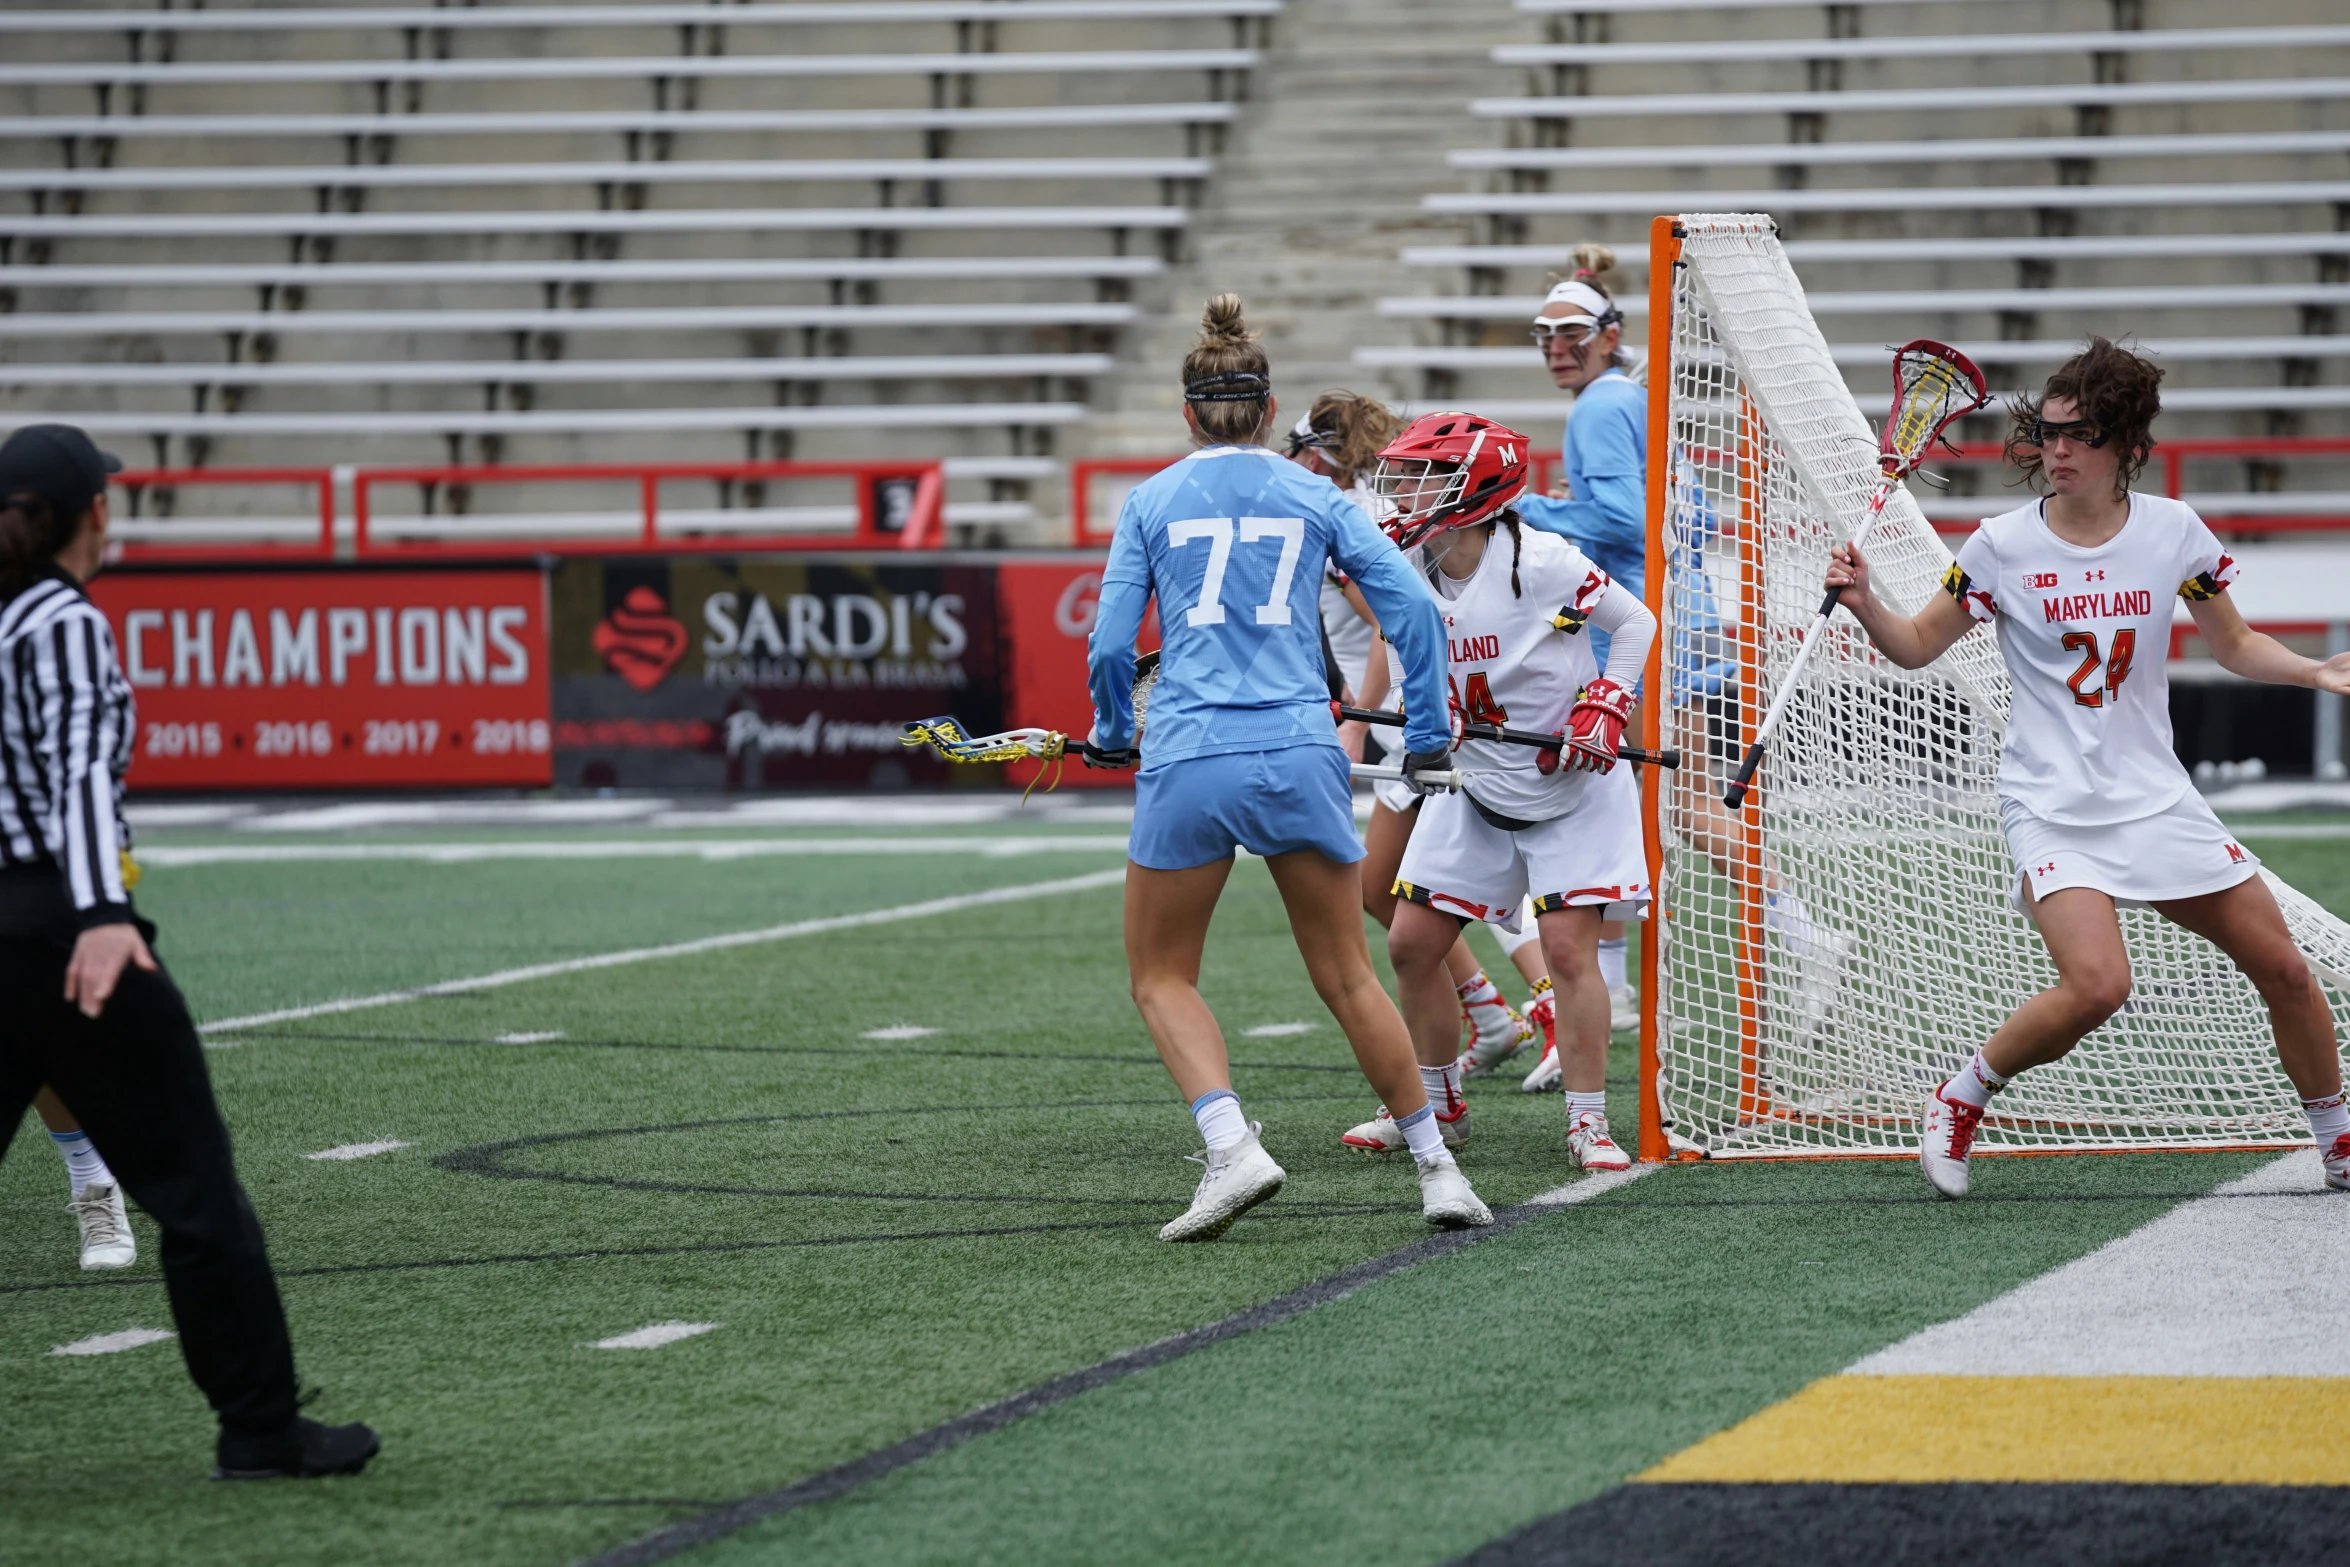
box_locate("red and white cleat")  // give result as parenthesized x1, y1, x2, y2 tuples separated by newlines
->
(1919, 1086, 1985, 1199)
(1565, 1112, 1631, 1172)
(1520, 1039, 1562, 1095)
(2323, 1133, 2350, 1192)
(1342, 1099, 1468, 1153)
(1461, 991, 1532, 1076)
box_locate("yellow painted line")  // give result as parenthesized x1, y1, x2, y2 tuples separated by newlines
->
(1639, 1375, 2350, 1486)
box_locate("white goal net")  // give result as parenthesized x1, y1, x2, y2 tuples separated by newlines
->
(1651, 212, 2350, 1158)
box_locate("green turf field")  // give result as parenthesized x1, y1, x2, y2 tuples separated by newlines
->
(3, 814, 2345, 1566)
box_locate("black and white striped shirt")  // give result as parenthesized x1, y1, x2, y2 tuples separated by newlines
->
(0, 566, 135, 926)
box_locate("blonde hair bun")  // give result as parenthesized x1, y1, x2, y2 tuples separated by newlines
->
(1569, 243, 1618, 282)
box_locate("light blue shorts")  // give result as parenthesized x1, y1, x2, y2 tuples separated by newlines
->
(1129, 744, 1364, 871)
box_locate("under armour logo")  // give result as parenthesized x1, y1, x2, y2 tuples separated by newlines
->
(2085, 570, 2106, 582)
(2034, 861, 2057, 877)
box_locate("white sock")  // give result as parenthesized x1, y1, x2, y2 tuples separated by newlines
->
(1190, 1089, 1248, 1154)
(1456, 969, 1500, 1007)
(2304, 1089, 2349, 1149)
(1942, 1049, 2008, 1111)
(1766, 888, 1820, 958)
(1597, 937, 1628, 992)
(1395, 1103, 1451, 1167)
(1565, 1089, 1607, 1129)
(50, 1128, 112, 1196)
(1419, 1059, 1464, 1116)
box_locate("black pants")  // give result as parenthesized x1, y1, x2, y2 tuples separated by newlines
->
(0, 870, 297, 1439)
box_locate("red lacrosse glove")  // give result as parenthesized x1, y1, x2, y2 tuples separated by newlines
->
(1563, 677, 1633, 774)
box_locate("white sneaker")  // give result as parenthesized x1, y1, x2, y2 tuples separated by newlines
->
(71, 1182, 136, 1271)
(1417, 1156, 1493, 1229)
(2324, 1133, 2350, 1192)
(1341, 1099, 1467, 1153)
(1461, 992, 1531, 1075)
(1919, 1086, 1984, 1200)
(1608, 983, 1639, 1034)
(1520, 1041, 1562, 1095)
(1159, 1126, 1286, 1243)
(1566, 1113, 1632, 1172)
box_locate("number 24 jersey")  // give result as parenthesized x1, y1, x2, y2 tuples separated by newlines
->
(1946, 493, 2236, 828)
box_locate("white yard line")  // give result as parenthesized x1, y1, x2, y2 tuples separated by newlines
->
(51, 1328, 177, 1357)
(494, 1031, 567, 1045)
(1522, 1162, 1658, 1208)
(302, 1140, 415, 1162)
(197, 867, 1128, 1035)
(592, 1321, 722, 1351)
(860, 1025, 938, 1041)
(1243, 1022, 1316, 1037)
(136, 835, 1132, 867)
(1850, 1150, 2344, 1377)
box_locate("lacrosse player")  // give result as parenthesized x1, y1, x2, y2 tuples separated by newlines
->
(1825, 337, 2350, 1198)
(1288, 394, 1540, 1086)
(1354, 412, 1658, 1173)
(1085, 296, 1494, 1240)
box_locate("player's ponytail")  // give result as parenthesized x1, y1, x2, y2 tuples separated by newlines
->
(1182, 293, 1274, 446)
(1304, 390, 1404, 489)
(1501, 511, 1523, 598)
(1562, 244, 1636, 370)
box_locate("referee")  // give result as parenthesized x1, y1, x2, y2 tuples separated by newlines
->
(0, 425, 378, 1480)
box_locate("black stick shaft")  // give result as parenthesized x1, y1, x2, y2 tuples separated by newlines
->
(1335, 705, 1679, 770)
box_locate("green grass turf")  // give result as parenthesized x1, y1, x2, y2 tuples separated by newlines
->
(1, 829, 2343, 1567)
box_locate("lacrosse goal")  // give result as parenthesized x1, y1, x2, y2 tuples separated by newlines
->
(1634, 212, 2350, 1161)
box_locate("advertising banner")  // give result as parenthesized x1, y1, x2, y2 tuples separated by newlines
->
(88, 569, 552, 790)
(552, 556, 1004, 789)
(995, 560, 1155, 791)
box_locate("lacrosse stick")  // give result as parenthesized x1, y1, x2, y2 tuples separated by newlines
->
(1336, 704, 1681, 770)
(1721, 339, 1989, 810)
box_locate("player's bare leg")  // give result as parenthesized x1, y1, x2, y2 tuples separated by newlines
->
(2154, 878, 2350, 1188)
(1540, 903, 1630, 1171)
(1339, 870, 1463, 1151)
(1125, 857, 1288, 1241)
(1287, 853, 1487, 1225)
(1363, 801, 1527, 1075)
(1924, 885, 2132, 1198)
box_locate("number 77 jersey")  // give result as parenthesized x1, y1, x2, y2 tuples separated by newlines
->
(1102, 444, 1396, 766)
(1945, 493, 2238, 829)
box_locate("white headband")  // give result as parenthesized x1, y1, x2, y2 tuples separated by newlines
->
(1533, 278, 1616, 329)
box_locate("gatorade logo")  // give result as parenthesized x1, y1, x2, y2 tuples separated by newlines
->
(592, 587, 689, 691)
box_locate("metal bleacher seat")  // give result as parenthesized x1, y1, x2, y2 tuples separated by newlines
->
(1374, 0, 2350, 492)
(0, 0, 1284, 508)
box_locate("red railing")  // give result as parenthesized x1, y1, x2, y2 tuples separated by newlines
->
(1933, 438, 2350, 534)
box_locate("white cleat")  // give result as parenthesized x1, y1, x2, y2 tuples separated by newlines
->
(1565, 1113, 1633, 1173)
(71, 1182, 136, 1271)
(1607, 983, 1639, 1035)
(1342, 1101, 1467, 1153)
(1416, 1157, 1493, 1229)
(1520, 1041, 1562, 1095)
(2324, 1134, 2350, 1192)
(1918, 1087, 1983, 1200)
(1461, 994, 1532, 1075)
(1159, 1126, 1286, 1243)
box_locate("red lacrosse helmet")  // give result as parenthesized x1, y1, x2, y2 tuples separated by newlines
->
(1369, 412, 1531, 551)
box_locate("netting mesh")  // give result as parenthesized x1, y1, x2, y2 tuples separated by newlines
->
(1654, 214, 2350, 1158)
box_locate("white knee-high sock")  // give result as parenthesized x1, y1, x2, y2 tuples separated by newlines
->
(50, 1128, 113, 1196)
(1190, 1089, 1248, 1153)
(1597, 936, 1628, 992)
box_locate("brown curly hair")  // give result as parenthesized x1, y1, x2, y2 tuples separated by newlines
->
(2005, 336, 2164, 496)
(1302, 390, 1403, 489)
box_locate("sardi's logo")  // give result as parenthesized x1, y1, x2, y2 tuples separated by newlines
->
(592, 587, 689, 691)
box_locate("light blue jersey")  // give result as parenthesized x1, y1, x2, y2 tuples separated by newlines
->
(1088, 445, 1449, 769)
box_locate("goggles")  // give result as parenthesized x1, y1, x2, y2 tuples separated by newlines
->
(2023, 416, 2110, 449)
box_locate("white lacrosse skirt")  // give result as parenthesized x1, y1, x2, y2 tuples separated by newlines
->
(1999, 789, 2260, 913)
(1392, 764, 1651, 931)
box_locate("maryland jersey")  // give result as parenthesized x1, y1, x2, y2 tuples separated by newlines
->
(1947, 494, 2237, 828)
(1418, 526, 1615, 824)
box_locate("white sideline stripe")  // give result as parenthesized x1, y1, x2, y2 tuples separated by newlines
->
(51, 1328, 177, 1357)
(495, 1031, 567, 1045)
(195, 868, 1128, 1035)
(1522, 1162, 1658, 1208)
(1849, 1151, 2350, 1377)
(861, 1025, 938, 1040)
(303, 1139, 416, 1162)
(1243, 1022, 1315, 1037)
(593, 1321, 722, 1352)
(136, 836, 1133, 867)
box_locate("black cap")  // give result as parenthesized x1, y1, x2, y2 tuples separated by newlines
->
(0, 424, 122, 523)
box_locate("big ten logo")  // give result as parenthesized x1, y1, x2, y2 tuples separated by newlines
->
(123, 603, 533, 690)
(699, 588, 967, 690)
(2024, 572, 2061, 590)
